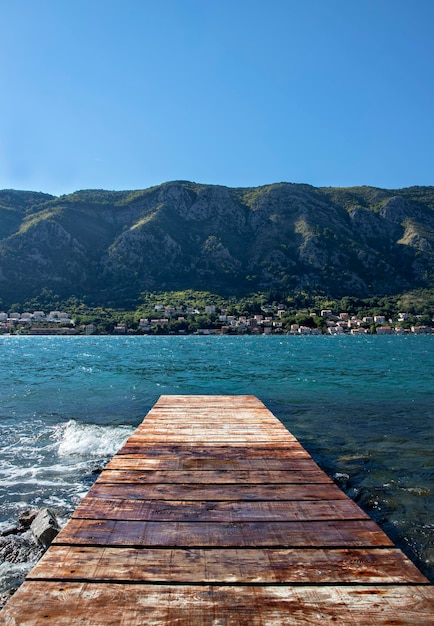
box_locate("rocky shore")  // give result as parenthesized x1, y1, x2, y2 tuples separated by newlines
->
(0, 509, 60, 608)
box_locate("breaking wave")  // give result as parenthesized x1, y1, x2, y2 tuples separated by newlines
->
(55, 420, 132, 457)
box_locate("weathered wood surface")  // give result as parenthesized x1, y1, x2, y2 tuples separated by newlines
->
(106, 451, 319, 470)
(87, 481, 346, 500)
(1, 394, 433, 625)
(98, 468, 333, 483)
(51, 518, 396, 547)
(71, 496, 369, 522)
(30, 546, 427, 584)
(2, 583, 434, 625)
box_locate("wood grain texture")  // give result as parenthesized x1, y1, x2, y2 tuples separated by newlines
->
(106, 454, 320, 471)
(54, 519, 395, 548)
(29, 546, 427, 584)
(2, 582, 433, 625)
(72, 496, 370, 522)
(1, 394, 432, 625)
(86, 482, 347, 501)
(97, 468, 333, 484)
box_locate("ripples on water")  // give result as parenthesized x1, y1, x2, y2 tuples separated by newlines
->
(0, 334, 433, 594)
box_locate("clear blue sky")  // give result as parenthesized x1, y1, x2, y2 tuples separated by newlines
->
(1, 0, 433, 196)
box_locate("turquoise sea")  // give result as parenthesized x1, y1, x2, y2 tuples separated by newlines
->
(0, 335, 433, 596)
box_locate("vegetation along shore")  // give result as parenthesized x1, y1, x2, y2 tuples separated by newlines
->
(1, 289, 432, 335)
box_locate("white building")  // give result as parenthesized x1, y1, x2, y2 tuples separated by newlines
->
(374, 315, 386, 325)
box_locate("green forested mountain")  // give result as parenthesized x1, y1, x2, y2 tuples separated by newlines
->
(0, 181, 433, 308)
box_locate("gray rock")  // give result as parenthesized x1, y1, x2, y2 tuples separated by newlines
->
(18, 509, 38, 529)
(0, 533, 44, 609)
(30, 508, 60, 548)
(0, 534, 41, 565)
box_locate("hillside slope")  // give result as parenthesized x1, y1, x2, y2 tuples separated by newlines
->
(0, 182, 433, 307)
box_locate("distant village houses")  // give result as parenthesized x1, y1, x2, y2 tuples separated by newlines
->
(0, 310, 75, 334)
(0, 306, 432, 336)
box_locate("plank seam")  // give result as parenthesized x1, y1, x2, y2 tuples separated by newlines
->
(23, 578, 432, 588)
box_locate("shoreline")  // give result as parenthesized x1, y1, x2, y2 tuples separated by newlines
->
(2, 329, 433, 337)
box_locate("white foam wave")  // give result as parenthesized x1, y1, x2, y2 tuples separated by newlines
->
(55, 420, 132, 457)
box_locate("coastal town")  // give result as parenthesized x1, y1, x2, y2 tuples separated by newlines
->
(0, 305, 432, 335)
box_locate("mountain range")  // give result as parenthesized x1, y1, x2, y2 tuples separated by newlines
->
(0, 181, 433, 308)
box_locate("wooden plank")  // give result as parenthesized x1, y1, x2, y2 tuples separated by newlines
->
(154, 394, 264, 406)
(105, 455, 320, 471)
(28, 546, 428, 584)
(129, 430, 293, 439)
(2, 582, 434, 625)
(72, 497, 369, 522)
(116, 449, 312, 462)
(142, 416, 282, 425)
(86, 482, 346, 501)
(115, 442, 309, 453)
(96, 469, 333, 484)
(123, 435, 298, 444)
(130, 421, 291, 430)
(143, 412, 284, 420)
(115, 443, 312, 458)
(54, 518, 395, 548)
(143, 407, 284, 417)
(139, 413, 287, 421)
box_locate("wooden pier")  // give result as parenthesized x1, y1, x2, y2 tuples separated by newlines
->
(1, 395, 433, 624)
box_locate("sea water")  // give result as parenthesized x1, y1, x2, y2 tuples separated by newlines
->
(0, 334, 433, 596)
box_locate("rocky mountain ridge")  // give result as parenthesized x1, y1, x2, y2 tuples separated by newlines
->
(0, 181, 433, 307)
